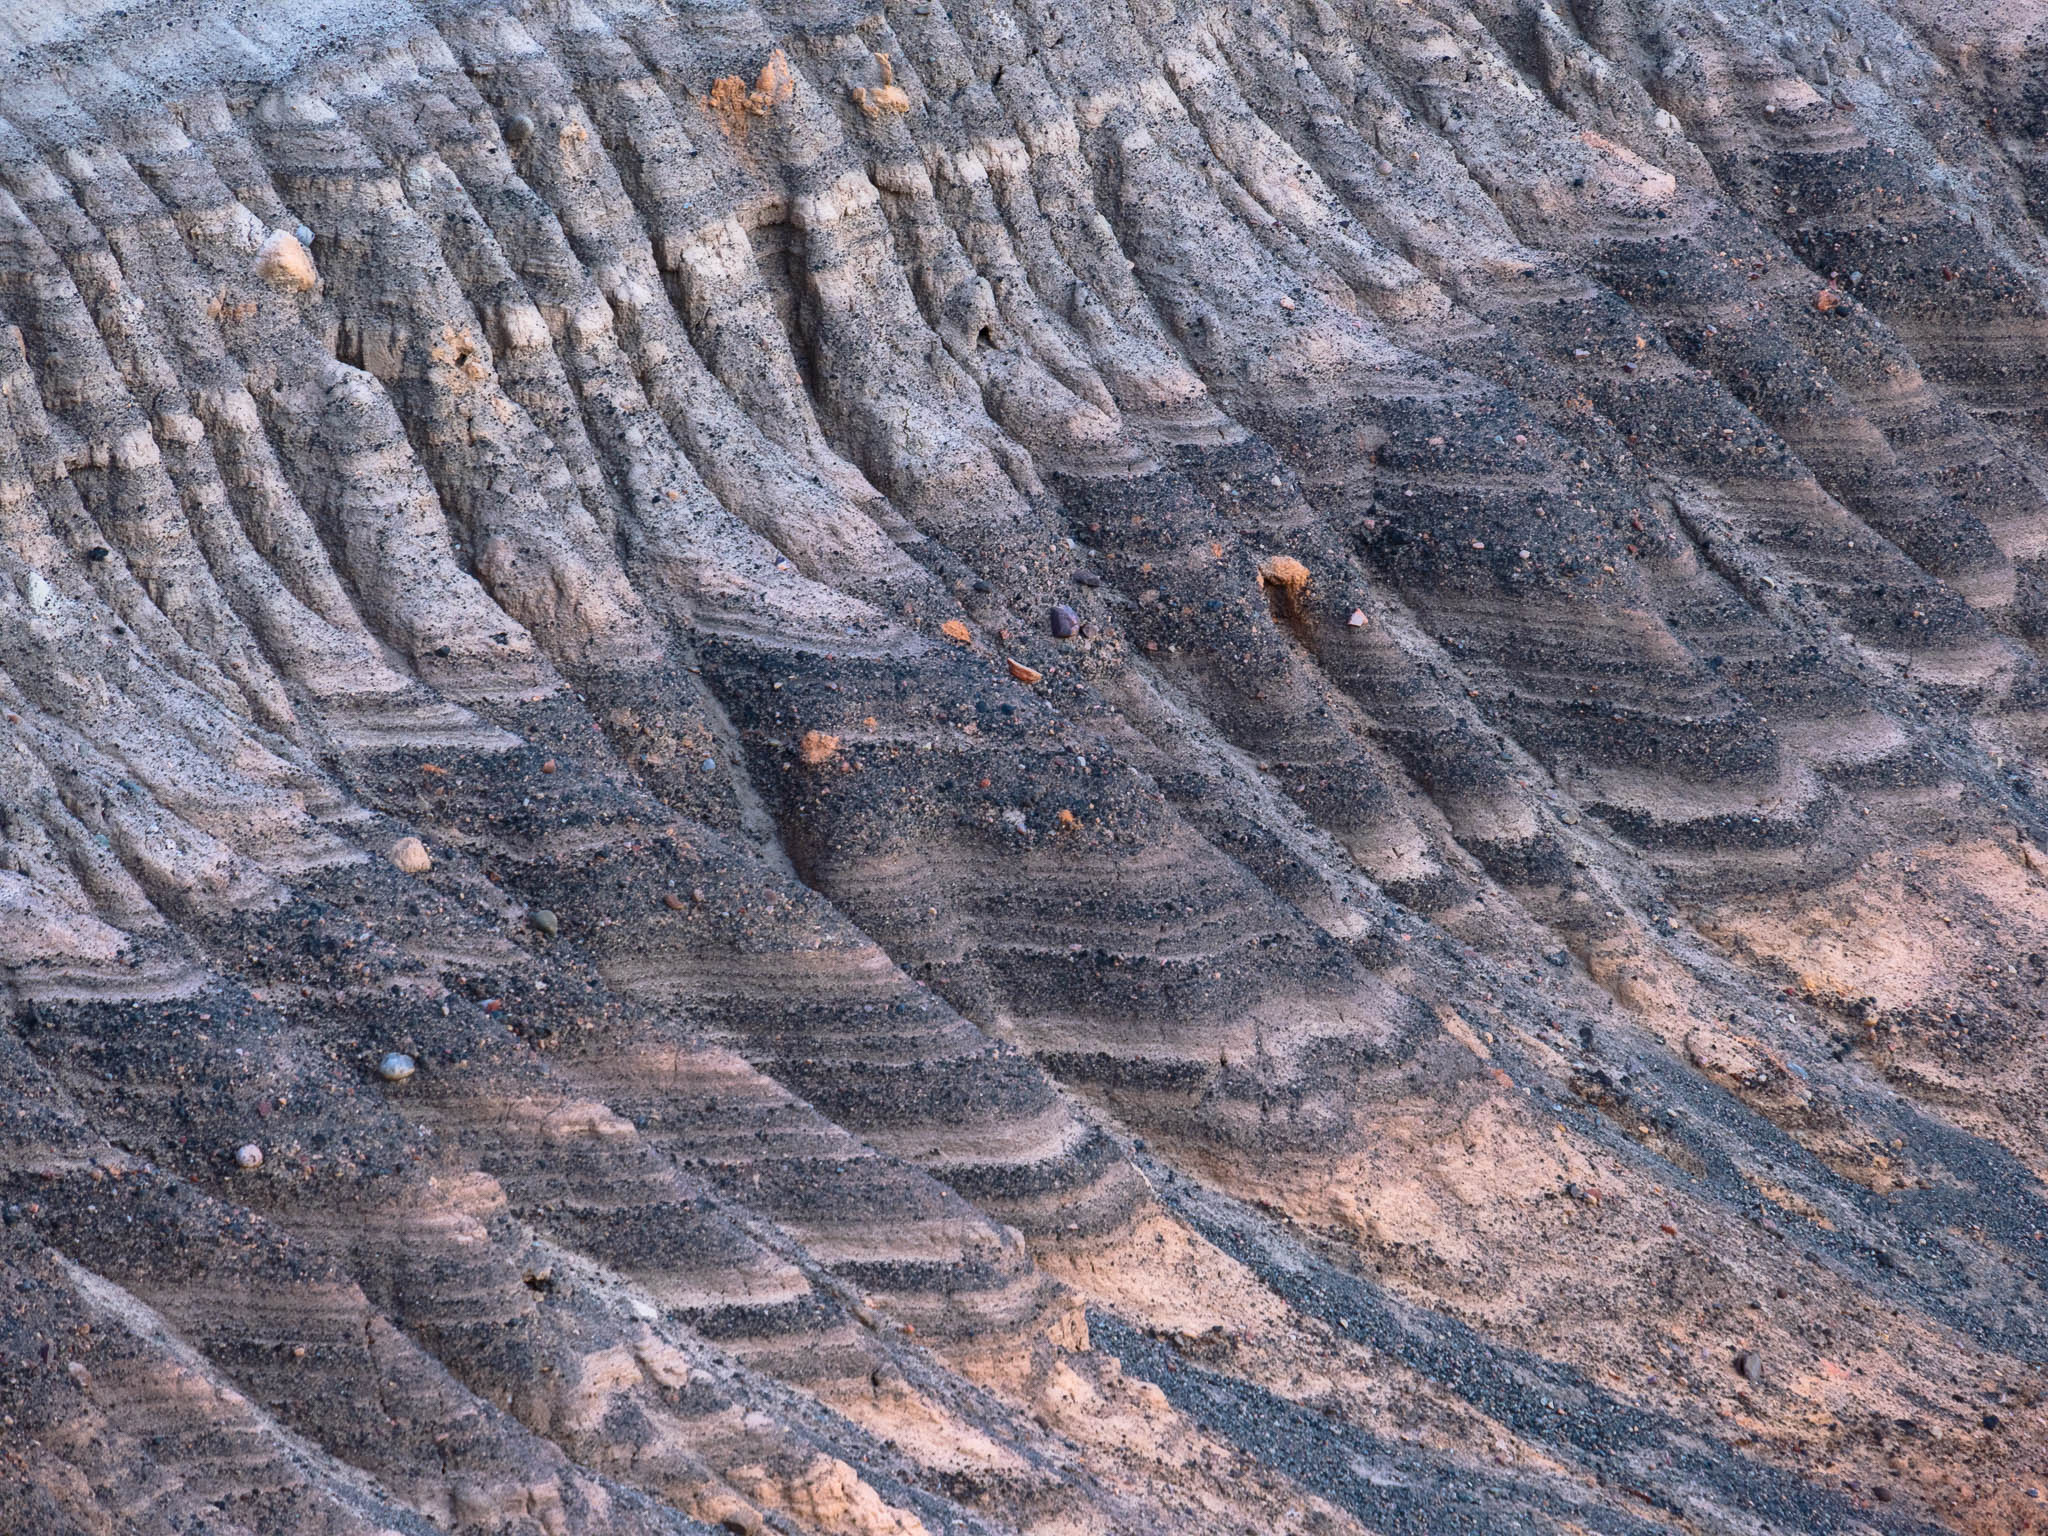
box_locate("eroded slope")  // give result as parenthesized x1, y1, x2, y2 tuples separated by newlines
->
(1, 0, 2046, 1531)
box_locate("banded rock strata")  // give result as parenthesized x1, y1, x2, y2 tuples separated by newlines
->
(1, 0, 2047, 1530)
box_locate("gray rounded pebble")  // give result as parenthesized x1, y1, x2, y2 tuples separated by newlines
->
(234, 1143, 263, 1170)
(379, 1052, 416, 1082)
(701, 757, 717, 773)
(530, 908, 559, 938)
(295, 223, 314, 247)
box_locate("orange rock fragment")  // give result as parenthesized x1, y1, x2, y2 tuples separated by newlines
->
(1259, 555, 1312, 624)
(705, 49, 794, 142)
(798, 730, 841, 766)
(850, 52, 911, 116)
(1814, 288, 1841, 312)
(941, 619, 972, 646)
(1007, 658, 1043, 684)
(1259, 554, 1311, 594)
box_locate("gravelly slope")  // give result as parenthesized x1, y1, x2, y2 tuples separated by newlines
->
(1, 0, 2046, 1530)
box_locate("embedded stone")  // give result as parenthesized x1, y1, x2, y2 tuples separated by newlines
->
(254, 229, 317, 292)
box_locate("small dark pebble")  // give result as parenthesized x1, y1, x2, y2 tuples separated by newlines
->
(1734, 1349, 1762, 1385)
(1983, 1413, 2002, 1430)
(1050, 604, 1080, 638)
(87, 546, 110, 562)
(1074, 570, 1102, 588)
(1544, 948, 1570, 967)
(1873, 1487, 1892, 1503)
